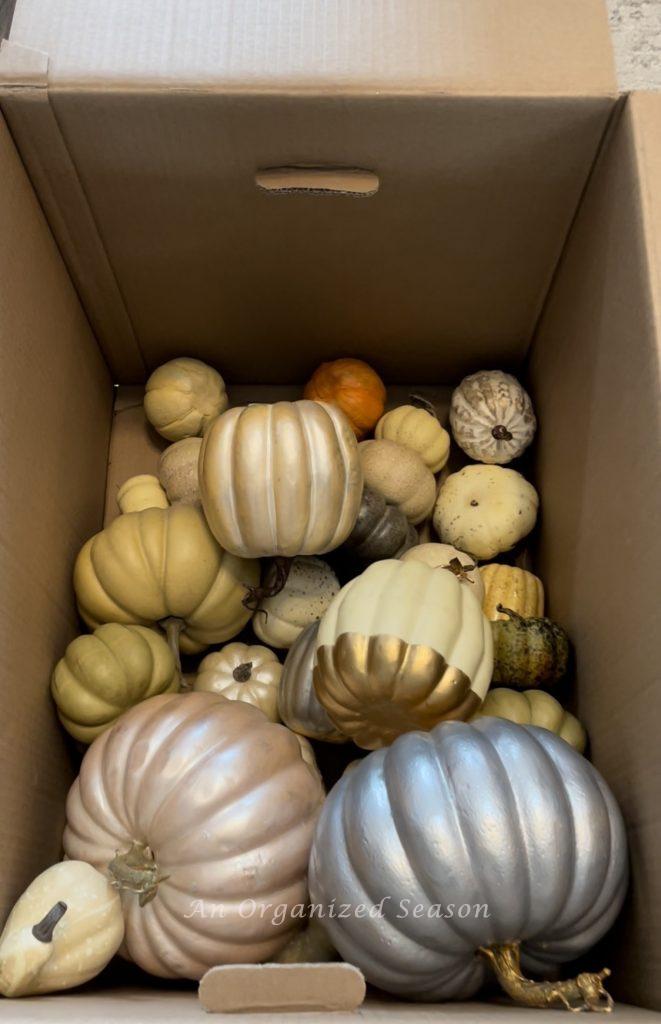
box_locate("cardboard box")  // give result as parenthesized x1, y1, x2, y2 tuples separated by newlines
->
(0, 1, 659, 1020)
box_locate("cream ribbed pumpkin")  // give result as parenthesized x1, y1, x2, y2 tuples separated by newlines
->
(144, 357, 227, 441)
(375, 403, 450, 473)
(473, 688, 586, 752)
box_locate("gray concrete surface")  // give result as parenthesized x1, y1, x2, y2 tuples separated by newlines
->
(608, 0, 661, 89)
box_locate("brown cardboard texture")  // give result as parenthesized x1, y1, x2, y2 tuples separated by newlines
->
(0, 3, 660, 1021)
(198, 963, 366, 1013)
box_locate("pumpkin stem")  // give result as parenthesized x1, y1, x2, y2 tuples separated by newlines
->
(479, 942, 614, 1013)
(31, 902, 67, 943)
(491, 424, 513, 441)
(243, 557, 292, 613)
(496, 604, 525, 622)
(160, 616, 184, 684)
(443, 557, 477, 583)
(409, 394, 439, 421)
(108, 842, 168, 908)
(233, 662, 253, 683)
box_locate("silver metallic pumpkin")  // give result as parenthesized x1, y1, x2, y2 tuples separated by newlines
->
(278, 623, 347, 743)
(308, 717, 628, 1003)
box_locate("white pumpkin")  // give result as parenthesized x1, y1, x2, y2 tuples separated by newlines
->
(0, 861, 124, 997)
(158, 437, 202, 504)
(433, 465, 539, 561)
(401, 543, 485, 601)
(358, 438, 436, 525)
(375, 403, 450, 473)
(194, 643, 282, 721)
(199, 400, 363, 558)
(144, 357, 228, 442)
(450, 370, 536, 464)
(314, 559, 493, 749)
(116, 474, 169, 514)
(254, 557, 340, 649)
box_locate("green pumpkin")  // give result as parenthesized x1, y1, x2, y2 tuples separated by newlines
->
(491, 605, 569, 688)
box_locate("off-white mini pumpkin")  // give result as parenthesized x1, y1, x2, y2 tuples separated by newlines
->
(116, 474, 169, 514)
(375, 403, 450, 473)
(194, 642, 283, 721)
(144, 357, 228, 441)
(0, 861, 124, 997)
(253, 557, 340, 649)
(359, 439, 436, 525)
(450, 370, 536, 464)
(158, 437, 202, 504)
(433, 465, 538, 561)
(401, 543, 485, 601)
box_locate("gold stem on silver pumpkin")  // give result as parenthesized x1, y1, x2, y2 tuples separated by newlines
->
(479, 942, 614, 1013)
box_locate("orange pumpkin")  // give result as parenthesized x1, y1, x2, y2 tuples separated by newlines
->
(303, 358, 386, 439)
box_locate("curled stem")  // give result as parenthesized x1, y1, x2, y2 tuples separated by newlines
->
(479, 942, 614, 1013)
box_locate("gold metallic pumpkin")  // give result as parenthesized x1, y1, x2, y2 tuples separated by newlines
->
(73, 504, 259, 654)
(480, 563, 544, 621)
(199, 400, 363, 558)
(314, 560, 493, 749)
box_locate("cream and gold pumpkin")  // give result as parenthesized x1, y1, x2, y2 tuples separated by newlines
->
(199, 400, 363, 558)
(51, 624, 179, 743)
(73, 504, 259, 655)
(473, 687, 586, 752)
(313, 560, 493, 749)
(480, 563, 544, 621)
(401, 542, 485, 601)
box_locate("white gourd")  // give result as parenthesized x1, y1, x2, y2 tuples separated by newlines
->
(450, 370, 536, 464)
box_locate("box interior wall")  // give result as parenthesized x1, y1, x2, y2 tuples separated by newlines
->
(0, 78, 659, 1021)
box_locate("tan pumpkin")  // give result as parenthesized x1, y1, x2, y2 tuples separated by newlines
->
(51, 624, 179, 743)
(314, 560, 493, 749)
(401, 543, 485, 601)
(450, 370, 536, 464)
(194, 642, 282, 722)
(63, 692, 325, 979)
(375, 402, 450, 473)
(253, 557, 340, 649)
(116, 475, 169, 514)
(278, 622, 347, 743)
(433, 465, 539, 560)
(144, 357, 228, 441)
(473, 687, 586, 753)
(73, 504, 259, 657)
(358, 439, 436, 525)
(0, 861, 124, 997)
(158, 437, 202, 504)
(200, 400, 363, 558)
(480, 564, 544, 621)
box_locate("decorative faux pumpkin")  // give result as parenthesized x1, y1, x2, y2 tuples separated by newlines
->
(481, 563, 544, 621)
(314, 559, 492, 749)
(73, 503, 259, 658)
(309, 718, 627, 1007)
(303, 358, 386, 439)
(116, 474, 169, 514)
(278, 622, 347, 743)
(253, 557, 340, 649)
(194, 642, 283, 722)
(492, 606, 570, 688)
(144, 357, 228, 441)
(401, 543, 485, 602)
(272, 919, 337, 964)
(375, 400, 450, 473)
(450, 370, 536, 464)
(63, 692, 325, 980)
(158, 437, 202, 504)
(473, 688, 586, 752)
(199, 400, 363, 558)
(433, 465, 539, 560)
(343, 486, 417, 561)
(51, 624, 179, 743)
(359, 439, 436, 525)
(0, 861, 124, 997)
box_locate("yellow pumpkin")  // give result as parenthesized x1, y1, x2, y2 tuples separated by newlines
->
(144, 357, 228, 441)
(480, 564, 545, 621)
(73, 504, 259, 656)
(116, 475, 169, 514)
(375, 403, 450, 473)
(473, 687, 586, 753)
(194, 642, 283, 722)
(52, 624, 179, 743)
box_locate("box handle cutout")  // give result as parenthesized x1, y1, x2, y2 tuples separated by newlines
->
(255, 167, 379, 197)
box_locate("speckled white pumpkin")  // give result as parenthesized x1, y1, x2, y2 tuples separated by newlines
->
(158, 437, 202, 504)
(375, 405, 450, 473)
(401, 543, 485, 601)
(450, 370, 536, 464)
(359, 439, 436, 525)
(253, 557, 340, 649)
(433, 465, 539, 561)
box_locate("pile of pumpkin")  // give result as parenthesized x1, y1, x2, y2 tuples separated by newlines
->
(0, 358, 627, 1013)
